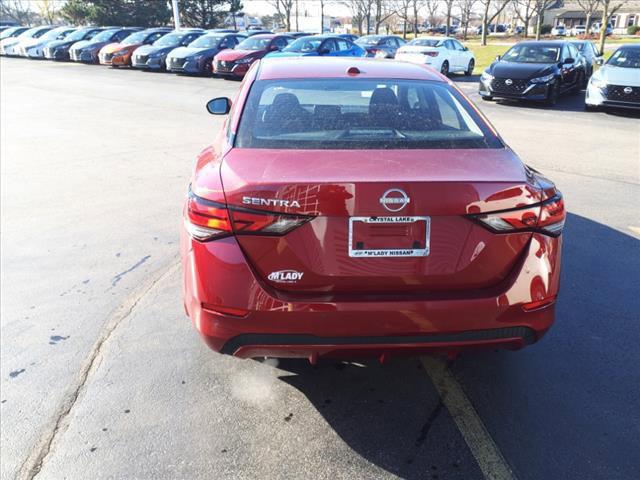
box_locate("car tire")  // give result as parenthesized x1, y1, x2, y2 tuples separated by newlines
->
(441, 60, 449, 76)
(546, 82, 559, 106)
(465, 59, 475, 76)
(481, 95, 493, 101)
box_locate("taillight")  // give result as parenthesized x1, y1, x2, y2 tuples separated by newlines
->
(423, 51, 439, 57)
(185, 192, 231, 241)
(469, 194, 565, 237)
(185, 190, 313, 242)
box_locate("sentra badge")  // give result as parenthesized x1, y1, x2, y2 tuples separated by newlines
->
(243, 197, 301, 208)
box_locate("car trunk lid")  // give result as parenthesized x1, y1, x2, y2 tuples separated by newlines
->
(215, 148, 541, 294)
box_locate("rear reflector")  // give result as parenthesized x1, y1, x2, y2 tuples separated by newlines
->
(522, 296, 556, 311)
(202, 303, 249, 317)
(469, 194, 565, 237)
(186, 189, 313, 242)
(423, 51, 439, 57)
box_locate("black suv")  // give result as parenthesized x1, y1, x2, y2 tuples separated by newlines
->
(479, 40, 587, 106)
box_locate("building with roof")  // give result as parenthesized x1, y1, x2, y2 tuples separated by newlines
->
(542, 1, 640, 34)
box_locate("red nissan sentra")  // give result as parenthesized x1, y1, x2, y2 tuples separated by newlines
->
(181, 57, 564, 361)
(212, 33, 293, 79)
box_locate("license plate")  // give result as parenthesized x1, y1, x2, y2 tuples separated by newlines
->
(348, 216, 430, 258)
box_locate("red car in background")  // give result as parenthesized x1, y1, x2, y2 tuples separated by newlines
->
(212, 34, 293, 79)
(182, 57, 565, 361)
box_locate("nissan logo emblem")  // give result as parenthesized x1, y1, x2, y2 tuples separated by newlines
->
(505, 79, 513, 85)
(380, 189, 410, 212)
(624, 86, 633, 94)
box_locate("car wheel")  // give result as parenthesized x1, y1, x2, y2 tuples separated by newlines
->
(481, 95, 493, 101)
(546, 82, 559, 106)
(440, 60, 449, 76)
(465, 59, 475, 76)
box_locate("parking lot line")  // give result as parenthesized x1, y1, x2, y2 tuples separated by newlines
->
(421, 357, 516, 480)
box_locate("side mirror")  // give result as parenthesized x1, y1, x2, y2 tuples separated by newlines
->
(206, 97, 232, 115)
(564, 57, 575, 64)
(318, 47, 330, 55)
(495, 54, 501, 61)
(595, 57, 604, 65)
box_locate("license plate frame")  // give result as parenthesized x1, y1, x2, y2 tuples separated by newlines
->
(348, 216, 430, 258)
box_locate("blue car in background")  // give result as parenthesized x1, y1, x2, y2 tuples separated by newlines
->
(267, 35, 365, 58)
(355, 34, 405, 58)
(131, 28, 205, 70)
(44, 26, 105, 61)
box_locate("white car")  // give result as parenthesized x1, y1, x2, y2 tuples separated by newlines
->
(395, 36, 475, 76)
(0, 25, 53, 56)
(17, 26, 75, 58)
(585, 44, 640, 112)
(551, 25, 566, 36)
(571, 25, 586, 36)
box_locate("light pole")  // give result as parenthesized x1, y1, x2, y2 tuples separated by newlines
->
(172, 0, 181, 29)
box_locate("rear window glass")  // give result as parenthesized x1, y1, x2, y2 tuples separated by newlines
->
(235, 79, 502, 150)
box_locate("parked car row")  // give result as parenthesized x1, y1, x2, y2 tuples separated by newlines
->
(551, 22, 613, 37)
(4, 26, 637, 112)
(479, 40, 639, 111)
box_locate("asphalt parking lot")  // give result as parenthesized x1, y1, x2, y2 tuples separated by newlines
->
(1, 57, 639, 480)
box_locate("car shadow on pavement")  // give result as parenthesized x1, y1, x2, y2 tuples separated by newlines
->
(270, 213, 640, 480)
(450, 73, 480, 83)
(491, 90, 586, 113)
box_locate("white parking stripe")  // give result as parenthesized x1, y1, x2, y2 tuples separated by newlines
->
(421, 357, 516, 480)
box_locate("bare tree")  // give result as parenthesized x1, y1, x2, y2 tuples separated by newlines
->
(457, 0, 477, 40)
(443, 0, 456, 36)
(576, 0, 601, 34)
(599, 0, 623, 54)
(393, 0, 413, 38)
(478, 0, 511, 46)
(533, 0, 554, 40)
(373, 0, 395, 33)
(513, 0, 535, 37)
(0, 0, 36, 25)
(267, 0, 295, 31)
(411, 0, 426, 37)
(37, 0, 58, 24)
(342, 1, 376, 35)
(424, 0, 439, 28)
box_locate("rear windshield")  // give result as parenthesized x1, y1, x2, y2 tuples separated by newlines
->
(356, 36, 383, 46)
(408, 39, 441, 47)
(236, 79, 502, 150)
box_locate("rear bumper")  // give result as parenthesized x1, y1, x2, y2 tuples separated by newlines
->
(182, 231, 561, 359)
(220, 327, 538, 359)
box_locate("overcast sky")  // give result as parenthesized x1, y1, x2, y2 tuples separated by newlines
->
(242, 1, 352, 18)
